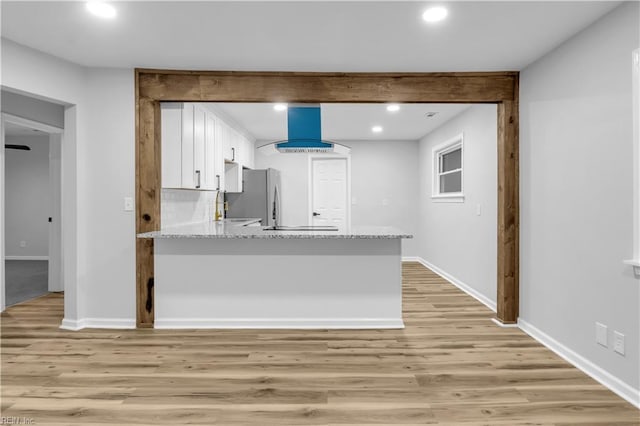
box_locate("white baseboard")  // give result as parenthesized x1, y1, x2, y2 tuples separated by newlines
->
(60, 318, 84, 331)
(491, 317, 519, 328)
(519, 318, 640, 409)
(5, 256, 49, 261)
(154, 318, 405, 329)
(413, 257, 497, 312)
(59, 318, 136, 330)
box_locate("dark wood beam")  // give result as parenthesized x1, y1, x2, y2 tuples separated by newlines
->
(496, 80, 520, 324)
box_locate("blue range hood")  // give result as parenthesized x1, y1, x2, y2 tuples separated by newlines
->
(258, 104, 350, 155)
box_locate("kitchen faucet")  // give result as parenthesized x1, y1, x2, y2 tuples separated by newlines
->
(214, 191, 223, 221)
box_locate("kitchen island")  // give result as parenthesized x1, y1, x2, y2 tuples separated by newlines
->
(138, 221, 412, 329)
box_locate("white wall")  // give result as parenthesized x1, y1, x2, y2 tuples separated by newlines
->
(2, 90, 65, 128)
(520, 1, 640, 399)
(417, 105, 497, 307)
(80, 68, 136, 321)
(4, 134, 50, 258)
(2, 38, 85, 320)
(255, 140, 419, 256)
(2, 39, 137, 325)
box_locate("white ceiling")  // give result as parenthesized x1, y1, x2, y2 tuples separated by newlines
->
(213, 102, 473, 141)
(1, 1, 619, 72)
(1, 1, 619, 141)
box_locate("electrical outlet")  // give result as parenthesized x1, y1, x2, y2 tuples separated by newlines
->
(596, 322, 608, 347)
(124, 197, 134, 212)
(614, 331, 625, 356)
(19, 240, 26, 248)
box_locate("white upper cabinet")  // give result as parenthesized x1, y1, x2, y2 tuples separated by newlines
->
(161, 102, 255, 192)
(223, 124, 240, 163)
(193, 104, 206, 189)
(180, 103, 196, 188)
(160, 103, 183, 189)
(203, 112, 219, 191)
(242, 135, 255, 169)
(161, 102, 212, 190)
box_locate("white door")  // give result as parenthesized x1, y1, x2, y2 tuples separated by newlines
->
(311, 158, 349, 227)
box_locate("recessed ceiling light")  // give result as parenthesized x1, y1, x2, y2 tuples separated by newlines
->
(422, 6, 448, 23)
(372, 126, 383, 133)
(273, 103, 288, 111)
(386, 104, 400, 112)
(86, 1, 117, 19)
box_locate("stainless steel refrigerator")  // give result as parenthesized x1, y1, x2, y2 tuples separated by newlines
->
(225, 168, 281, 226)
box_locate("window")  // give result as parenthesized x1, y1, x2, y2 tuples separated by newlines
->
(432, 134, 464, 202)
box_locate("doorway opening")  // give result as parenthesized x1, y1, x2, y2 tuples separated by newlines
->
(2, 115, 63, 308)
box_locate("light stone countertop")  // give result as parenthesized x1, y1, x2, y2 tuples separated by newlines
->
(137, 220, 412, 239)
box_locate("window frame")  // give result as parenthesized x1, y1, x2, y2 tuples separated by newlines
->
(432, 133, 464, 202)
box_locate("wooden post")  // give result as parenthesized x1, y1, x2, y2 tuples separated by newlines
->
(496, 87, 520, 324)
(135, 95, 160, 327)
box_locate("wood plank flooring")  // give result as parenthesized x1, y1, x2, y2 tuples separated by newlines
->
(1, 262, 638, 425)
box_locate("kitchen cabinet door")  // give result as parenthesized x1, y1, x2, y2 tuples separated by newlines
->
(160, 103, 183, 189)
(222, 123, 234, 162)
(225, 125, 244, 163)
(243, 135, 255, 169)
(203, 112, 218, 191)
(214, 119, 226, 191)
(193, 105, 206, 189)
(180, 103, 196, 188)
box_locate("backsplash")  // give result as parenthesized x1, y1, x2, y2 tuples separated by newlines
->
(161, 189, 218, 228)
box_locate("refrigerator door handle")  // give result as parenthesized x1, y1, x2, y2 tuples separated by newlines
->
(272, 185, 280, 227)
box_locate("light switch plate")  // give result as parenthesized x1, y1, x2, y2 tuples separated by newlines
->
(596, 322, 608, 347)
(124, 197, 134, 212)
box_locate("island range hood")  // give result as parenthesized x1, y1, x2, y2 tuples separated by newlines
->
(257, 104, 350, 155)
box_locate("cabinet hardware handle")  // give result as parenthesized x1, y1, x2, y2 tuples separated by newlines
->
(216, 174, 221, 190)
(231, 147, 235, 162)
(195, 170, 201, 189)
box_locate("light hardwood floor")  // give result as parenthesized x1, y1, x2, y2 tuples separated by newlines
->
(1, 262, 638, 425)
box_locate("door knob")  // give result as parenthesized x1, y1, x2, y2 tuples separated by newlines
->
(312, 212, 320, 216)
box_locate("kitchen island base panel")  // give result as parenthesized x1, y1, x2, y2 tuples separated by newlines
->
(154, 238, 404, 329)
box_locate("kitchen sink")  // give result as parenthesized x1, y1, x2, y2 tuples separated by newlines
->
(263, 225, 339, 231)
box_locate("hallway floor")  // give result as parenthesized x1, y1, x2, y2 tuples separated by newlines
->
(5, 260, 48, 306)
